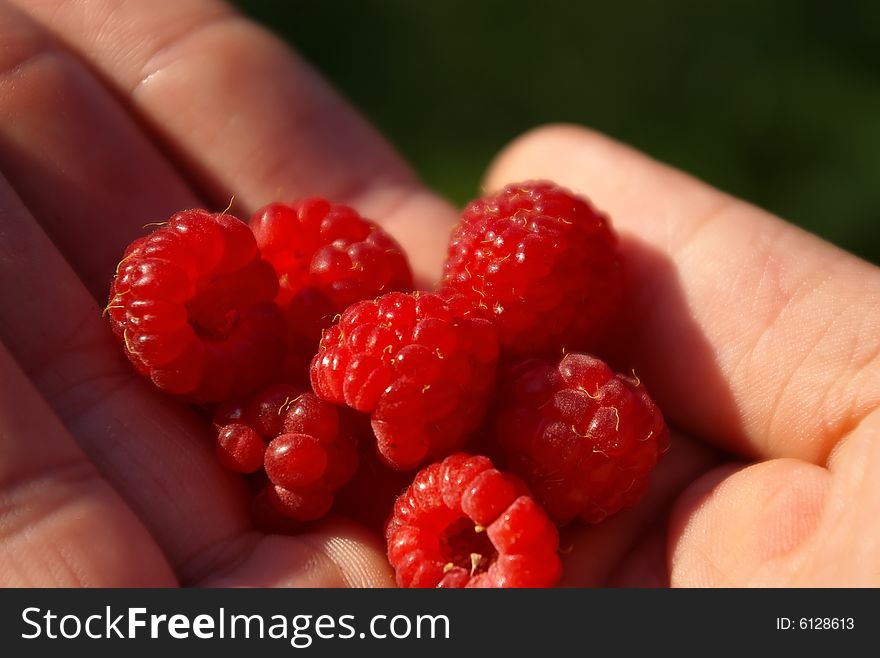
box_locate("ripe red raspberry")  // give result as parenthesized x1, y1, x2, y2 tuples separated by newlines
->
(107, 210, 286, 402)
(386, 453, 562, 588)
(310, 290, 499, 470)
(491, 353, 669, 524)
(212, 383, 358, 521)
(250, 198, 413, 376)
(441, 181, 622, 356)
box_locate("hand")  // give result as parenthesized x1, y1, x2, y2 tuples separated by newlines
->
(1, 0, 877, 587)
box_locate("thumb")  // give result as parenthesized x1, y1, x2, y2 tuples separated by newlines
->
(667, 421, 880, 586)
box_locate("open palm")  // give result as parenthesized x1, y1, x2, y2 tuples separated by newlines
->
(1, 0, 878, 587)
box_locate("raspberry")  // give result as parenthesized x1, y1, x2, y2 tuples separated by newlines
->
(107, 210, 286, 402)
(310, 290, 499, 470)
(385, 453, 561, 588)
(441, 181, 622, 356)
(212, 383, 358, 521)
(334, 445, 416, 532)
(491, 353, 669, 524)
(250, 198, 413, 376)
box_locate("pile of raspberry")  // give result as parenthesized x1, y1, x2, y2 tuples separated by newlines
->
(107, 182, 669, 588)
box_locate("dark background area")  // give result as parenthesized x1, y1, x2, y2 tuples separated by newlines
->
(235, 0, 880, 264)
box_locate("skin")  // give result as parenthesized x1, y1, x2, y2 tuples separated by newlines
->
(0, 0, 878, 587)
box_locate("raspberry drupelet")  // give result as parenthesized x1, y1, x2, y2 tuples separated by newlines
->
(250, 198, 413, 376)
(491, 353, 669, 524)
(213, 383, 358, 522)
(107, 210, 286, 403)
(441, 180, 622, 356)
(386, 453, 562, 588)
(310, 290, 499, 470)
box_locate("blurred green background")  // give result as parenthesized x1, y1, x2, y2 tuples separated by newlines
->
(235, 0, 880, 264)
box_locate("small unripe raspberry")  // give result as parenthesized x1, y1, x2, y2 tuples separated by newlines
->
(212, 383, 358, 522)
